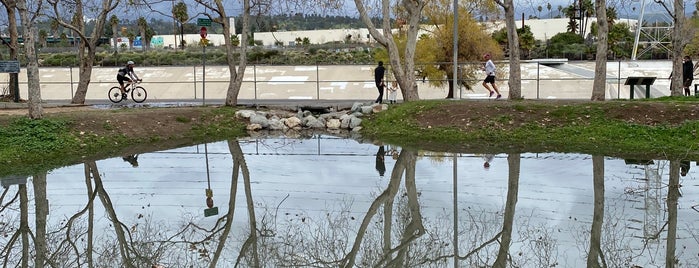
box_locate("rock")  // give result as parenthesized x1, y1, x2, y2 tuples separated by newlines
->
(349, 117, 362, 129)
(268, 118, 285, 130)
(283, 117, 301, 128)
(235, 110, 256, 119)
(305, 116, 326, 128)
(249, 114, 270, 128)
(246, 124, 262, 131)
(372, 104, 388, 113)
(326, 118, 341, 129)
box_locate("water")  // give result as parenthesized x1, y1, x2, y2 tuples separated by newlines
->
(1, 136, 698, 267)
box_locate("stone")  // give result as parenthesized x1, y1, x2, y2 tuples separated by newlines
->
(283, 117, 301, 128)
(249, 114, 270, 128)
(246, 124, 262, 131)
(326, 118, 341, 129)
(235, 110, 256, 119)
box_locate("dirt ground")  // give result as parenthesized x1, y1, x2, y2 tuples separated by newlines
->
(1, 100, 698, 140)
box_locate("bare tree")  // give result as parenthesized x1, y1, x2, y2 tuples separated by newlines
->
(669, 0, 690, 96)
(493, 0, 523, 99)
(590, 0, 608, 101)
(16, 0, 44, 118)
(666, 160, 680, 266)
(0, 0, 20, 102)
(492, 154, 520, 267)
(587, 155, 606, 267)
(354, 0, 425, 101)
(46, 0, 120, 104)
(193, 0, 250, 106)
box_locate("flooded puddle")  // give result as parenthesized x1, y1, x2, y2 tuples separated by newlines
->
(1, 135, 698, 267)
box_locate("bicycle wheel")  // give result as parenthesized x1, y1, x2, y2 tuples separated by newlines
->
(108, 87, 123, 103)
(131, 86, 148, 103)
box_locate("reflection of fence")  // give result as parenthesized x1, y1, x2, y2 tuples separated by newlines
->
(13, 60, 672, 101)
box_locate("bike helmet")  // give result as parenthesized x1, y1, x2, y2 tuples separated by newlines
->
(127, 61, 134, 65)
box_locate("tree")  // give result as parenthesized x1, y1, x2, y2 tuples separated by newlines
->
(109, 15, 119, 52)
(591, 0, 608, 101)
(670, 0, 692, 96)
(0, 0, 20, 102)
(416, 1, 501, 99)
(494, 0, 523, 99)
(193, 0, 250, 106)
(564, 6, 578, 34)
(47, 0, 119, 104)
(16, 0, 43, 118)
(39, 29, 48, 48)
(546, 3, 552, 18)
(354, 0, 426, 102)
(172, 1, 187, 49)
(537, 5, 542, 18)
(137, 16, 148, 50)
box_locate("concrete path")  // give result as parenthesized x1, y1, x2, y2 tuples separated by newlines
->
(0, 60, 682, 110)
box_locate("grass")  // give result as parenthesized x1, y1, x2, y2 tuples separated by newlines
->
(362, 100, 699, 159)
(0, 107, 248, 177)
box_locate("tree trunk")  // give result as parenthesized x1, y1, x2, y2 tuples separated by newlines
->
(354, 0, 424, 102)
(3, 2, 19, 102)
(670, 0, 686, 96)
(591, 0, 608, 101)
(666, 160, 681, 267)
(17, 0, 43, 118)
(222, 0, 249, 106)
(502, 0, 522, 100)
(19, 183, 29, 268)
(71, 56, 94, 104)
(112, 25, 118, 53)
(33, 172, 49, 267)
(493, 153, 520, 267)
(587, 155, 605, 267)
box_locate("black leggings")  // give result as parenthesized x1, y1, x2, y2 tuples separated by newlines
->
(375, 82, 384, 103)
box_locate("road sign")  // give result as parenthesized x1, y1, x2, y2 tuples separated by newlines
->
(0, 61, 20, 73)
(200, 27, 207, 39)
(197, 18, 211, 27)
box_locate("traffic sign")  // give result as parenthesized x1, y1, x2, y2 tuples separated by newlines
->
(197, 18, 211, 26)
(200, 27, 207, 38)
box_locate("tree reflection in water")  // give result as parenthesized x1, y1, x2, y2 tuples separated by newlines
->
(1, 140, 699, 267)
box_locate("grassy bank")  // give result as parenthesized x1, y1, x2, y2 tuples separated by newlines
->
(1, 99, 698, 177)
(0, 107, 248, 177)
(360, 99, 699, 159)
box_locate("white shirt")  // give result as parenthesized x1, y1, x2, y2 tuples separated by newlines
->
(485, 60, 496, 76)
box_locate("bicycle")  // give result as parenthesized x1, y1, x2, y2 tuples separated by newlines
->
(109, 80, 148, 103)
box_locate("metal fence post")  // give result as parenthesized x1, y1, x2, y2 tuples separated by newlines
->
(193, 66, 197, 99)
(617, 60, 621, 99)
(316, 62, 320, 100)
(254, 64, 258, 105)
(536, 61, 541, 100)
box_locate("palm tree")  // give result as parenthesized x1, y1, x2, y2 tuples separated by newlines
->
(172, 1, 188, 49)
(38, 29, 47, 47)
(137, 17, 148, 50)
(547, 3, 552, 18)
(109, 15, 119, 52)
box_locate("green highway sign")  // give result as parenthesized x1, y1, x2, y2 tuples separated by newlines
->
(197, 18, 212, 27)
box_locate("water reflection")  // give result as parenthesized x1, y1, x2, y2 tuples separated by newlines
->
(0, 136, 698, 267)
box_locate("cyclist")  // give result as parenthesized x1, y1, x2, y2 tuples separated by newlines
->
(116, 61, 141, 100)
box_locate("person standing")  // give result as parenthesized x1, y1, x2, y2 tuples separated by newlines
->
(374, 61, 386, 103)
(387, 81, 399, 104)
(482, 54, 501, 99)
(682, 56, 694, 96)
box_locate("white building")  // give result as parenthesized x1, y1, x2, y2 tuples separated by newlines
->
(116, 18, 637, 49)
